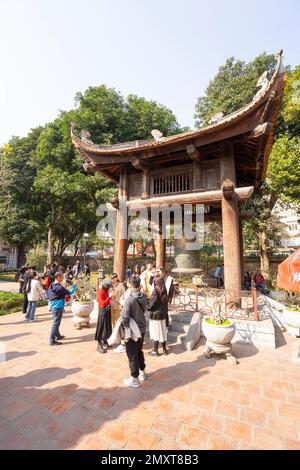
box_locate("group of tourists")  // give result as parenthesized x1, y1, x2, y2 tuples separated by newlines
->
(95, 262, 174, 388)
(17, 258, 266, 388)
(214, 264, 266, 291)
(17, 260, 91, 345)
(245, 270, 266, 291)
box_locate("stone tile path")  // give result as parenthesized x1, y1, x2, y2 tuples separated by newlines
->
(0, 281, 19, 293)
(0, 306, 300, 450)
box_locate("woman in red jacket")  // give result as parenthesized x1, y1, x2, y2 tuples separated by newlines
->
(95, 280, 112, 354)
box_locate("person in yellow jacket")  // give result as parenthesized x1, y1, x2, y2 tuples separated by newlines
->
(140, 262, 155, 300)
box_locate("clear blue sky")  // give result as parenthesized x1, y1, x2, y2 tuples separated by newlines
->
(0, 0, 299, 145)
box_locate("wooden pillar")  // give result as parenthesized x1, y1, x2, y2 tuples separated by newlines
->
(113, 165, 128, 282)
(220, 142, 241, 306)
(193, 161, 202, 190)
(239, 218, 245, 289)
(221, 188, 241, 306)
(156, 217, 166, 269)
(142, 169, 150, 198)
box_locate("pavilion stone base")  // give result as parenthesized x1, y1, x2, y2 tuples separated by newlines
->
(184, 311, 202, 351)
(262, 295, 300, 338)
(200, 315, 276, 350)
(166, 310, 276, 351)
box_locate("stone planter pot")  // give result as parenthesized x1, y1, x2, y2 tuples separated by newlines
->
(202, 318, 237, 364)
(71, 300, 94, 329)
(283, 309, 300, 337)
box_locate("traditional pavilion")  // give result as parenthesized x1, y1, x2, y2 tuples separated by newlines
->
(71, 51, 285, 305)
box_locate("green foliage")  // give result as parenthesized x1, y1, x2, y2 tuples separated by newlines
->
(277, 66, 300, 136)
(73, 273, 96, 302)
(194, 52, 276, 127)
(242, 183, 285, 252)
(1, 83, 179, 265)
(0, 291, 47, 316)
(73, 85, 182, 143)
(0, 128, 44, 253)
(26, 244, 47, 271)
(268, 135, 300, 206)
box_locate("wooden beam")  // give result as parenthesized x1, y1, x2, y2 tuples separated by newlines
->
(131, 157, 150, 171)
(126, 187, 254, 209)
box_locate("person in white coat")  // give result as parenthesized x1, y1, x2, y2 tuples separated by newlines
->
(25, 272, 44, 322)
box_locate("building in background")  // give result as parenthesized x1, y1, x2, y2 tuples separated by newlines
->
(272, 203, 300, 252)
(0, 239, 18, 271)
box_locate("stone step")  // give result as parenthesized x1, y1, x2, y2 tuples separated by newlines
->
(167, 330, 186, 345)
(169, 311, 194, 324)
(169, 321, 190, 333)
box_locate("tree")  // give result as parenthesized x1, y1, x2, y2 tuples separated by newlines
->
(73, 85, 182, 143)
(244, 67, 300, 283)
(242, 183, 286, 282)
(1, 83, 183, 266)
(194, 52, 276, 127)
(194, 52, 300, 284)
(0, 128, 44, 265)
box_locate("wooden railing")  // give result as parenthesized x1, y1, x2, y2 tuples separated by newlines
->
(151, 170, 192, 196)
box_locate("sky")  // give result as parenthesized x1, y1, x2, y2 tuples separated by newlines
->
(0, 0, 299, 145)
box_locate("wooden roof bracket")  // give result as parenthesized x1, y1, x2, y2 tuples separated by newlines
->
(187, 144, 202, 162)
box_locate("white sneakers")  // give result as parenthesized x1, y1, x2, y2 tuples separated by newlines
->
(139, 370, 147, 382)
(124, 370, 147, 388)
(114, 344, 126, 353)
(123, 377, 140, 388)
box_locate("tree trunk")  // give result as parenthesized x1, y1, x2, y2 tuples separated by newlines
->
(17, 244, 26, 268)
(47, 202, 56, 266)
(47, 224, 55, 266)
(259, 229, 271, 286)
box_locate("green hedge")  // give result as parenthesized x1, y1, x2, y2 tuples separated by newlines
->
(0, 291, 47, 316)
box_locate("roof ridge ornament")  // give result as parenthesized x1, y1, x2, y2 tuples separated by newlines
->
(208, 112, 224, 125)
(80, 129, 94, 145)
(151, 129, 163, 142)
(253, 70, 269, 100)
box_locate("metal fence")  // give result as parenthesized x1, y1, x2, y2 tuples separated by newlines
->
(173, 285, 261, 321)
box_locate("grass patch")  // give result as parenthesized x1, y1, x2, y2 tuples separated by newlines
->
(205, 317, 232, 326)
(0, 272, 17, 282)
(0, 291, 47, 316)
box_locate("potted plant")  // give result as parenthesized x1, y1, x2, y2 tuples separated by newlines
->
(202, 302, 237, 364)
(72, 274, 96, 329)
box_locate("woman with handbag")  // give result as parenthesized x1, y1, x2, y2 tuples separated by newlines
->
(95, 280, 113, 354)
(147, 275, 169, 356)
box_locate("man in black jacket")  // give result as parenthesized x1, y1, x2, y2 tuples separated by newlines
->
(121, 275, 147, 388)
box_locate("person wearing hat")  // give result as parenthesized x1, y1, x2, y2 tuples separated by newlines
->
(95, 279, 113, 354)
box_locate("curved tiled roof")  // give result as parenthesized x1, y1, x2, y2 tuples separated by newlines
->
(71, 50, 285, 157)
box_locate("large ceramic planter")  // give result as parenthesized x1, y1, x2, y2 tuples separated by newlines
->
(71, 300, 94, 329)
(283, 309, 300, 337)
(202, 317, 236, 363)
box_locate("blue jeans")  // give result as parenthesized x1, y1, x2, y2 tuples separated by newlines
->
(25, 301, 38, 321)
(255, 283, 265, 291)
(50, 307, 64, 343)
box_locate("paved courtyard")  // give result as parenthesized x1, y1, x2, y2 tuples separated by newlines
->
(0, 281, 19, 293)
(0, 305, 300, 450)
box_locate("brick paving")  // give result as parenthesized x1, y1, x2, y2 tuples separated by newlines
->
(0, 305, 300, 450)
